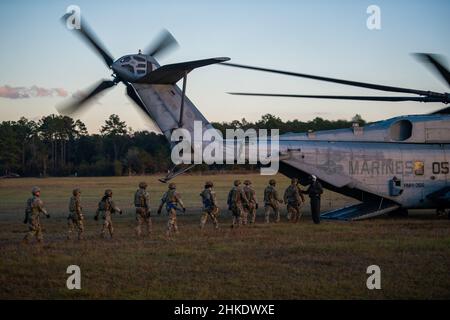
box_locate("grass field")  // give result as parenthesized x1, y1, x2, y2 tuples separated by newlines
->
(0, 173, 449, 299)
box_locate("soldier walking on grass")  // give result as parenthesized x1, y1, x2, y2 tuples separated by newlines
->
(157, 182, 186, 237)
(23, 186, 50, 244)
(134, 182, 151, 237)
(264, 179, 283, 223)
(227, 180, 248, 228)
(200, 181, 219, 230)
(243, 180, 258, 224)
(67, 188, 84, 240)
(94, 189, 122, 238)
(284, 178, 305, 223)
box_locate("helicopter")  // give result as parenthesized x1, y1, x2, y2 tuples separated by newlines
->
(221, 57, 450, 220)
(60, 14, 449, 221)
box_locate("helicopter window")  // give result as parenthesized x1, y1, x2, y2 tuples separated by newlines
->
(134, 56, 146, 62)
(122, 65, 134, 73)
(120, 56, 131, 63)
(389, 120, 413, 141)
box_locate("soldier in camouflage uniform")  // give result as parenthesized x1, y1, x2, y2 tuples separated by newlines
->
(200, 181, 219, 230)
(227, 180, 248, 228)
(94, 189, 122, 238)
(23, 186, 50, 243)
(157, 182, 186, 236)
(283, 178, 305, 223)
(67, 188, 84, 240)
(134, 182, 151, 237)
(243, 180, 258, 224)
(263, 179, 283, 223)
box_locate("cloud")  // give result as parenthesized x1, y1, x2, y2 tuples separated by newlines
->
(0, 85, 68, 99)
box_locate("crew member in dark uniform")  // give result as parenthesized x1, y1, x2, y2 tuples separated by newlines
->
(304, 175, 323, 224)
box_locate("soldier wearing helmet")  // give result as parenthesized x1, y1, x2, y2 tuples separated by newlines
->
(283, 178, 305, 223)
(23, 186, 49, 243)
(263, 179, 283, 223)
(243, 180, 258, 224)
(227, 179, 249, 228)
(67, 188, 84, 240)
(134, 182, 151, 237)
(200, 181, 219, 230)
(157, 182, 186, 237)
(94, 189, 122, 238)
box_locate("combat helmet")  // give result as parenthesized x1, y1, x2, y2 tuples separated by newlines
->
(31, 186, 41, 195)
(72, 188, 81, 196)
(168, 182, 176, 189)
(244, 180, 252, 185)
(104, 189, 113, 197)
(233, 179, 241, 186)
(139, 181, 148, 189)
(205, 181, 213, 188)
(269, 179, 276, 186)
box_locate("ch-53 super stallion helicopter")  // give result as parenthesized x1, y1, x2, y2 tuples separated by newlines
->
(60, 13, 449, 221)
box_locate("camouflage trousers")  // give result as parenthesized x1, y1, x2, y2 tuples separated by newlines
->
(166, 208, 178, 236)
(200, 207, 219, 229)
(67, 216, 84, 240)
(136, 208, 152, 237)
(100, 213, 114, 238)
(287, 203, 303, 223)
(230, 205, 243, 228)
(24, 217, 43, 242)
(243, 203, 257, 224)
(264, 204, 280, 223)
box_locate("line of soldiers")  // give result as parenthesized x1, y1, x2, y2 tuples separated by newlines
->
(22, 176, 323, 243)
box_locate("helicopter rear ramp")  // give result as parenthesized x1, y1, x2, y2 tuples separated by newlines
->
(321, 201, 400, 221)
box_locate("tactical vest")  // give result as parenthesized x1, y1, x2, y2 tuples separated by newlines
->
(69, 196, 79, 212)
(229, 187, 242, 205)
(285, 185, 299, 203)
(26, 196, 41, 216)
(201, 189, 214, 208)
(134, 189, 148, 207)
(244, 186, 255, 203)
(264, 186, 275, 203)
(166, 189, 177, 204)
(98, 198, 111, 212)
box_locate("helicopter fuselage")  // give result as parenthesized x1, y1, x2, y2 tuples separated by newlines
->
(276, 114, 450, 210)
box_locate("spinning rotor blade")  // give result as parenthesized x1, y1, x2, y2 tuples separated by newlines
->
(125, 84, 159, 129)
(144, 29, 179, 59)
(414, 53, 450, 88)
(222, 62, 431, 96)
(126, 84, 149, 115)
(57, 80, 116, 116)
(61, 13, 114, 68)
(228, 92, 437, 102)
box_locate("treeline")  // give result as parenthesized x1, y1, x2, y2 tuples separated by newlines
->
(0, 114, 170, 177)
(212, 113, 366, 135)
(0, 113, 365, 177)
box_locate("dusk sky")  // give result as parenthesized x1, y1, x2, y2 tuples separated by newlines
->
(1, 0, 449, 132)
